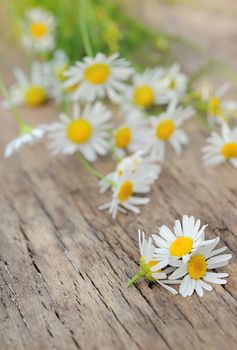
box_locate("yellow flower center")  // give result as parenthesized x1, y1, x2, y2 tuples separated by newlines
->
(30, 22, 48, 38)
(56, 64, 68, 82)
(221, 142, 237, 159)
(187, 254, 207, 280)
(64, 82, 80, 93)
(117, 180, 133, 202)
(170, 237, 193, 257)
(133, 85, 155, 108)
(169, 78, 176, 89)
(156, 119, 175, 140)
(208, 97, 221, 116)
(67, 119, 93, 144)
(24, 85, 46, 107)
(139, 257, 161, 280)
(147, 259, 161, 272)
(84, 63, 110, 84)
(115, 127, 132, 148)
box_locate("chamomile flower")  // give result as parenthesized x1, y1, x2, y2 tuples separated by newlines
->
(47, 102, 112, 162)
(22, 8, 56, 53)
(201, 83, 237, 124)
(113, 111, 151, 156)
(169, 237, 232, 297)
(127, 230, 178, 294)
(50, 49, 69, 81)
(3, 62, 52, 108)
(163, 63, 188, 101)
(148, 100, 194, 159)
(99, 163, 153, 219)
(99, 151, 161, 193)
(202, 124, 237, 168)
(47, 50, 70, 103)
(63, 53, 133, 103)
(153, 215, 208, 269)
(122, 67, 169, 113)
(4, 125, 46, 158)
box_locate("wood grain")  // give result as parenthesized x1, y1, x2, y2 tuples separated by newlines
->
(0, 2, 237, 350)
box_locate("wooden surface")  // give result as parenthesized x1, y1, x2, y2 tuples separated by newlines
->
(0, 2, 237, 350)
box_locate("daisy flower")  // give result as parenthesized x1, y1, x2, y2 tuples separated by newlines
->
(169, 237, 232, 297)
(47, 50, 70, 103)
(4, 125, 46, 158)
(127, 230, 178, 294)
(99, 151, 161, 193)
(3, 62, 52, 108)
(21, 8, 56, 54)
(99, 162, 153, 219)
(113, 111, 151, 156)
(47, 102, 112, 162)
(50, 49, 69, 81)
(122, 67, 169, 113)
(63, 53, 133, 103)
(153, 215, 208, 269)
(201, 83, 237, 124)
(202, 124, 237, 168)
(148, 100, 194, 159)
(162, 63, 188, 102)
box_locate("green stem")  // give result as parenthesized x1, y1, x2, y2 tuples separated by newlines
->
(0, 78, 28, 130)
(127, 272, 144, 288)
(76, 152, 116, 187)
(79, 0, 94, 56)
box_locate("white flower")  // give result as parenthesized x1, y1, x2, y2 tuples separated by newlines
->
(202, 124, 237, 168)
(63, 53, 133, 103)
(162, 63, 188, 102)
(153, 215, 208, 269)
(22, 8, 56, 53)
(47, 102, 112, 162)
(99, 162, 153, 219)
(50, 49, 69, 78)
(122, 67, 169, 113)
(127, 230, 178, 294)
(169, 237, 232, 297)
(112, 111, 151, 156)
(46, 50, 70, 104)
(4, 125, 46, 158)
(148, 100, 194, 159)
(201, 83, 237, 124)
(3, 62, 52, 108)
(99, 151, 161, 193)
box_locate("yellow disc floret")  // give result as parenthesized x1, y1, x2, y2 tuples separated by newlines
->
(56, 64, 68, 82)
(84, 63, 110, 84)
(139, 257, 161, 281)
(24, 85, 46, 107)
(133, 85, 155, 108)
(67, 119, 93, 144)
(208, 97, 221, 116)
(30, 22, 48, 38)
(221, 142, 237, 159)
(118, 180, 133, 202)
(187, 254, 207, 280)
(169, 79, 176, 89)
(170, 237, 193, 257)
(115, 127, 132, 148)
(156, 119, 175, 140)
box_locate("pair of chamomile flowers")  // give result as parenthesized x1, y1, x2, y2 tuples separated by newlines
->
(128, 215, 232, 298)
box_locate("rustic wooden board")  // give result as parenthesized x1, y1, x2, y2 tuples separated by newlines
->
(0, 2, 237, 350)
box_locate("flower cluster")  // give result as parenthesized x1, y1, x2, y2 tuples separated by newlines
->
(2, 7, 237, 221)
(128, 216, 232, 297)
